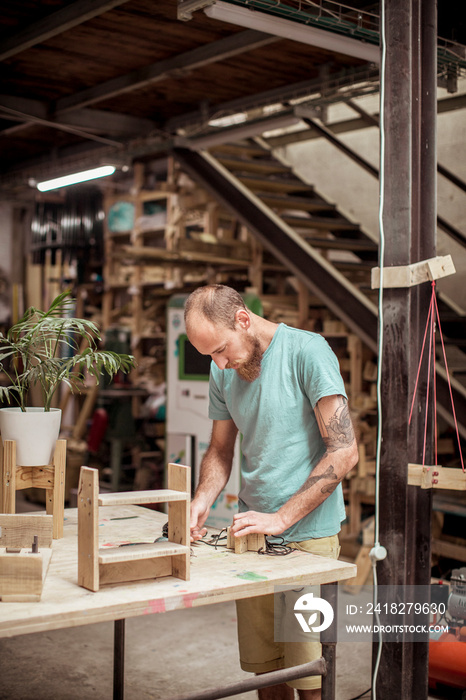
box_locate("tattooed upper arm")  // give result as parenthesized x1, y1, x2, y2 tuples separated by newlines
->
(314, 395, 355, 452)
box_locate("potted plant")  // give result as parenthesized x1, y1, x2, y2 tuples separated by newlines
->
(0, 291, 135, 466)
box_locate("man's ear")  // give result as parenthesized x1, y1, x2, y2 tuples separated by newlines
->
(235, 308, 250, 330)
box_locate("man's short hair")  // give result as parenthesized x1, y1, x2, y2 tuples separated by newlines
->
(184, 284, 247, 330)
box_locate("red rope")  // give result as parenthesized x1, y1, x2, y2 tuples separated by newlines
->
(409, 281, 464, 472)
(432, 284, 465, 472)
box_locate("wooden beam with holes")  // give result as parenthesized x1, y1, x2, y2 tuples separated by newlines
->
(408, 464, 466, 490)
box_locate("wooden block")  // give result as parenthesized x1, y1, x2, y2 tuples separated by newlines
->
(0, 548, 53, 602)
(78, 467, 99, 592)
(247, 532, 266, 552)
(235, 536, 248, 554)
(0, 514, 53, 549)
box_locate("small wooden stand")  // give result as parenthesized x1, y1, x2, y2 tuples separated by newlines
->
(77, 462, 191, 591)
(0, 439, 66, 539)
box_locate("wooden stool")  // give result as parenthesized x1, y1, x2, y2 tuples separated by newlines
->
(78, 462, 191, 591)
(0, 439, 66, 539)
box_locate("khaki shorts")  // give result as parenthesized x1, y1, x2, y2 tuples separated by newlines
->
(235, 534, 341, 690)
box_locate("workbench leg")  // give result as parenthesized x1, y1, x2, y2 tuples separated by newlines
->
(321, 582, 338, 700)
(114, 619, 125, 700)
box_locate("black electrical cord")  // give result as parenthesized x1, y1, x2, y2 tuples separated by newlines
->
(258, 536, 294, 556)
(348, 689, 371, 700)
(199, 528, 228, 549)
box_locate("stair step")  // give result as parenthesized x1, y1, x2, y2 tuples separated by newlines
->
(302, 236, 378, 253)
(282, 214, 361, 231)
(237, 174, 314, 194)
(98, 489, 187, 507)
(259, 193, 336, 213)
(209, 142, 266, 158)
(216, 155, 289, 175)
(99, 541, 190, 565)
(333, 260, 374, 272)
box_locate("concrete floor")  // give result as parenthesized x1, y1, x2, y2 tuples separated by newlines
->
(0, 492, 462, 700)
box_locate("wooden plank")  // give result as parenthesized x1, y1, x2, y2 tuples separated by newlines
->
(371, 254, 455, 289)
(237, 174, 314, 194)
(77, 467, 99, 592)
(168, 463, 190, 580)
(1, 439, 16, 513)
(98, 489, 187, 506)
(408, 463, 466, 490)
(0, 514, 53, 549)
(431, 538, 466, 562)
(15, 465, 55, 490)
(216, 156, 289, 175)
(99, 556, 172, 586)
(98, 542, 189, 564)
(51, 440, 66, 539)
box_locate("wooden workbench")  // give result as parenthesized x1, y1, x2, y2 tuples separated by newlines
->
(0, 505, 356, 699)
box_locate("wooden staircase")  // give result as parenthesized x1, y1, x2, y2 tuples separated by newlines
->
(173, 138, 466, 439)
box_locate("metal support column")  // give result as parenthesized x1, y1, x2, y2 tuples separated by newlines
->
(374, 0, 436, 697)
(114, 619, 125, 700)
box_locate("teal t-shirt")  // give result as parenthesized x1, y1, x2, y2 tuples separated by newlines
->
(208, 323, 347, 543)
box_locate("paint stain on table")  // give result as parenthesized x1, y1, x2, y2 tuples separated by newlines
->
(236, 571, 268, 581)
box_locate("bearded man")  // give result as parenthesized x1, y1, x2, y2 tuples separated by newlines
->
(184, 284, 358, 700)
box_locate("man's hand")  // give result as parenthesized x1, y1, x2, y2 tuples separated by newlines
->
(190, 496, 210, 542)
(230, 510, 286, 537)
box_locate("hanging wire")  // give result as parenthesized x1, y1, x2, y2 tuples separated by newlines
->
(409, 281, 465, 472)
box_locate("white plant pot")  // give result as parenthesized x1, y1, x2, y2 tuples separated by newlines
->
(0, 407, 62, 466)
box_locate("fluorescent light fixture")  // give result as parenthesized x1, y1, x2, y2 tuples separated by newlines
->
(36, 165, 116, 192)
(204, 1, 380, 64)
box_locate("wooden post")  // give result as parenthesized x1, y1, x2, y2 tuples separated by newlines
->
(374, 0, 436, 697)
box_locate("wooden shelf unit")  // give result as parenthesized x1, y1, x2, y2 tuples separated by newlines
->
(77, 462, 191, 591)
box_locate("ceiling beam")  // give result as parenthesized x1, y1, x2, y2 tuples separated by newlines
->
(54, 29, 279, 114)
(0, 0, 132, 62)
(0, 100, 156, 138)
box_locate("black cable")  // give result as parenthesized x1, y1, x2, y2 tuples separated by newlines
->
(348, 689, 371, 700)
(258, 536, 294, 556)
(199, 528, 228, 549)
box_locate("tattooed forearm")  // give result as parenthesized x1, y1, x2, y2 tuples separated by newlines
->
(315, 395, 355, 453)
(298, 464, 340, 496)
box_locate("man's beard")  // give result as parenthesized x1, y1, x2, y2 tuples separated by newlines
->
(227, 336, 263, 382)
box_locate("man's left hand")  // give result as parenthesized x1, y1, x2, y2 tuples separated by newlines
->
(230, 510, 286, 537)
